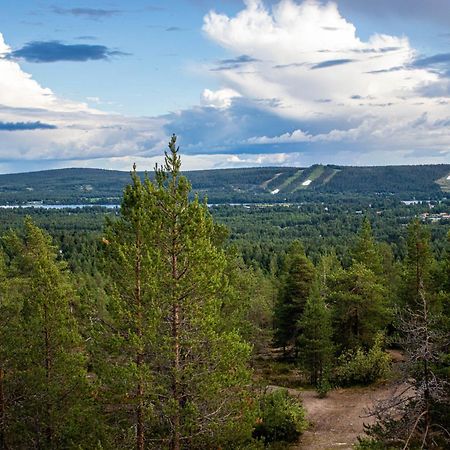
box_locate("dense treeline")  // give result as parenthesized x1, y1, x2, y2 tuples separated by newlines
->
(320, 164, 450, 197)
(0, 140, 448, 448)
(271, 217, 450, 448)
(0, 197, 448, 275)
(0, 163, 448, 205)
(0, 139, 261, 449)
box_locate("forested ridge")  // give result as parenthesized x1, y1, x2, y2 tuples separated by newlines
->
(0, 163, 449, 205)
(0, 138, 449, 449)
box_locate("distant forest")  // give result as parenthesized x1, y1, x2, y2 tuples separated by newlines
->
(0, 143, 449, 448)
(0, 164, 449, 205)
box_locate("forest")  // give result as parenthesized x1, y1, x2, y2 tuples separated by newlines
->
(0, 162, 449, 205)
(0, 136, 449, 449)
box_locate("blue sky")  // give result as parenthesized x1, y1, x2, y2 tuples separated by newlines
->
(0, 0, 450, 173)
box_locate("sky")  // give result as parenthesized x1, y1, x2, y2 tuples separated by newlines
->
(1, 0, 450, 173)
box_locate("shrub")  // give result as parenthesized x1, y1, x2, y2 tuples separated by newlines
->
(354, 437, 388, 449)
(334, 334, 391, 386)
(253, 389, 308, 445)
(316, 376, 332, 398)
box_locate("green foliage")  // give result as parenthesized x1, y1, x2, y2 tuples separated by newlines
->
(0, 218, 102, 449)
(97, 136, 254, 449)
(274, 241, 315, 352)
(320, 164, 449, 198)
(400, 219, 434, 308)
(354, 437, 389, 449)
(0, 164, 448, 205)
(297, 281, 334, 386)
(223, 254, 276, 353)
(329, 263, 390, 351)
(253, 389, 308, 445)
(0, 155, 449, 448)
(352, 217, 383, 276)
(316, 375, 332, 398)
(334, 334, 391, 386)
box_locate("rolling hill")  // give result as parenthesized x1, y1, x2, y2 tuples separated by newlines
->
(0, 164, 449, 205)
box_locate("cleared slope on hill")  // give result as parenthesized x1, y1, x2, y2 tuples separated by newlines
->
(0, 164, 448, 204)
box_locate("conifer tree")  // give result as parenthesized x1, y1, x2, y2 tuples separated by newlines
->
(297, 281, 333, 385)
(100, 135, 253, 449)
(316, 250, 342, 296)
(401, 219, 434, 308)
(329, 263, 389, 351)
(445, 230, 450, 293)
(153, 135, 252, 449)
(97, 167, 159, 449)
(274, 241, 315, 354)
(365, 279, 449, 448)
(352, 217, 383, 276)
(0, 218, 100, 449)
(0, 249, 14, 450)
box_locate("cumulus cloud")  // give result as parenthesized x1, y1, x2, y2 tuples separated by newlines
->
(10, 41, 129, 63)
(0, 32, 168, 169)
(199, 0, 450, 160)
(2, 1, 450, 172)
(200, 88, 241, 108)
(0, 35, 66, 110)
(226, 152, 291, 165)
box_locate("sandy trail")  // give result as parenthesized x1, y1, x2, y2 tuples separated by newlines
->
(263, 351, 405, 449)
(287, 383, 397, 449)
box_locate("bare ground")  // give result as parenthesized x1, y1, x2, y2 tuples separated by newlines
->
(262, 350, 406, 449)
(291, 383, 396, 449)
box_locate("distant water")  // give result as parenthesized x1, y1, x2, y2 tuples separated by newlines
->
(0, 204, 119, 210)
(0, 202, 292, 210)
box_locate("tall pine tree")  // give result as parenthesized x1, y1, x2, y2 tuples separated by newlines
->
(274, 241, 315, 355)
(297, 281, 333, 385)
(96, 167, 160, 449)
(0, 218, 101, 449)
(401, 219, 434, 309)
(329, 263, 390, 351)
(352, 217, 383, 276)
(99, 135, 253, 449)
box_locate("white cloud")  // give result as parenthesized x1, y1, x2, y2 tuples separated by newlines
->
(227, 152, 291, 165)
(201, 88, 241, 108)
(0, 33, 61, 111)
(247, 128, 312, 144)
(203, 0, 450, 156)
(0, 32, 169, 166)
(2, 1, 450, 172)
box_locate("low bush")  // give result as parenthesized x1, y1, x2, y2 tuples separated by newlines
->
(334, 334, 391, 386)
(354, 437, 388, 449)
(316, 376, 332, 398)
(252, 388, 308, 445)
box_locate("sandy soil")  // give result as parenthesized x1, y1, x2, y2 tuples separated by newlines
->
(265, 350, 406, 449)
(292, 384, 397, 449)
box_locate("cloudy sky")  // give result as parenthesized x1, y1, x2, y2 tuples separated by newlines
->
(1, 0, 450, 173)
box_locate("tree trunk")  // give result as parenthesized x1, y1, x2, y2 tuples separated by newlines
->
(416, 242, 421, 300)
(421, 287, 431, 446)
(171, 226, 181, 450)
(0, 366, 5, 450)
(135, 232, 144, 450)
(172, 301, 181, 450)
(44, 307, 52, 448)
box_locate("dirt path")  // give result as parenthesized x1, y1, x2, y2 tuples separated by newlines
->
(287, 383, 397, 449)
